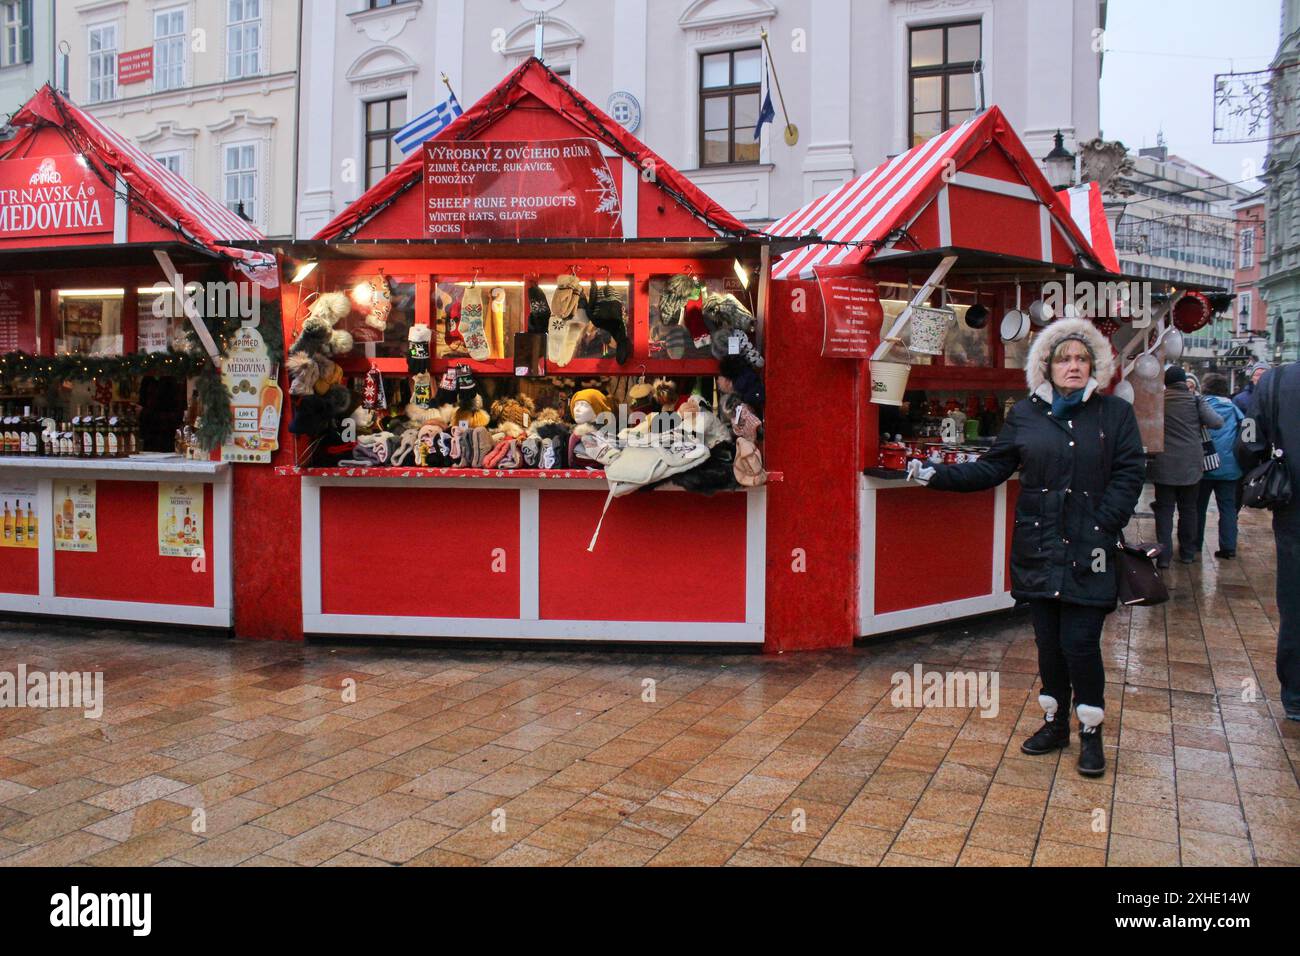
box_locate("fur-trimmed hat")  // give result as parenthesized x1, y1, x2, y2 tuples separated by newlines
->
(491, 395, 536, 430)
(1024, 317, 1117, 393)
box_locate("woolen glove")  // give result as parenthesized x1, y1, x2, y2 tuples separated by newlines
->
(906, 458, 936, 484)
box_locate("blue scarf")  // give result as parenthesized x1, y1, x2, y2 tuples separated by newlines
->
(1051, 387, 1086, 419)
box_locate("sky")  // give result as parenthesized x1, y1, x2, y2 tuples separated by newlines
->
(1099, 0, 1281, 190)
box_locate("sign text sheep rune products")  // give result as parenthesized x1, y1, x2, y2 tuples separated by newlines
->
(423, 138, 623, 240)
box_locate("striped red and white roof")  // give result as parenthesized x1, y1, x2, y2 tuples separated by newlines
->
(7, 86, 275, 282)
(768, 107, 1108, 281)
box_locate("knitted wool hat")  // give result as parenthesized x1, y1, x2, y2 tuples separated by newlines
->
(569, 388, 611, 419)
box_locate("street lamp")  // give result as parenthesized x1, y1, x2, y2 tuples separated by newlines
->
(1043, 130, 1076, 191)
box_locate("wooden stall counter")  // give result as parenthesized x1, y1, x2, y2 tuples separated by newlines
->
(0, 457, 231, 628)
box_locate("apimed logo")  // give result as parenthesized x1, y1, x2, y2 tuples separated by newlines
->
(49, 887, 151, 937)
(28, 157, 62, 187)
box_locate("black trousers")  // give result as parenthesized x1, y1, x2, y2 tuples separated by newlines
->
(1153, 482, 1201, 564)
(1029, 599, 1108, 713)
(1276, 508, 1300, 715)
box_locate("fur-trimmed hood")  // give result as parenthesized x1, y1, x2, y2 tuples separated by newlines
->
(1024, 318, 1117, 395)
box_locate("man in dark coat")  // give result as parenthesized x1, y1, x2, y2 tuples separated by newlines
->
(908, 318, 1146, 777)
(1233, 361, 1268, 414)
(1245, 363, 1300, 721)
(1148, 366, 1223, 566)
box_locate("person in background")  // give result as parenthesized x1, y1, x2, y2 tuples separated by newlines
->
(1234, 361, 1268, 414)
(1245, 363, 1300, 721)
(1148, 366, 1223, 567)
(1186, 373, 1201, 395)
(907, 319, 1146, 776)
(1195, 373, 1244, 559)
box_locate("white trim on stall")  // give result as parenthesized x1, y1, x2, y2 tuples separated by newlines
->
(858, 474, 1018, 638)
(299, 475, 766, 644)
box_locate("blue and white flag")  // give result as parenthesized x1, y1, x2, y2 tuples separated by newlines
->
(753, 49, 775, 141)
(394, 93, 464, 154)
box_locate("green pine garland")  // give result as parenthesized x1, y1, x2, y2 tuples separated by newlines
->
(194, 361, 234, 451)
(0, 350, 206, 385)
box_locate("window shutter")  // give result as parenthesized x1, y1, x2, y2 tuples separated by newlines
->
(20, 0, 33, 64)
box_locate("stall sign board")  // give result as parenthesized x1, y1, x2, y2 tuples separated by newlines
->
(54, 481, 96, 553)
(117, 48, 154, 85)
(0, 156, 114, 240)
(159, 482, 204, 557)
(0, 483, 38, 549)
(815, 272, 883, 358)
(220, 325, 279, 464)
(0, 276, 37, 353)
(423, 138, 623, 240)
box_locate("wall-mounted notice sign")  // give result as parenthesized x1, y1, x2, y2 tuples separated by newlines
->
(117, 48, 154, 85)
(0, 276, 36, 354)
(815, 271, 883, 358)
(423, 138, 622, 240)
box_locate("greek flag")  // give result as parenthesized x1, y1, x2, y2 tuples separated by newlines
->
(394, 93, 464, 154)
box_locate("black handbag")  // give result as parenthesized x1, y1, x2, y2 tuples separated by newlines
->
(1116, 533, 1170, 607)
(1102, 415, 1170, 607)
(1240, 370, 1293, 510)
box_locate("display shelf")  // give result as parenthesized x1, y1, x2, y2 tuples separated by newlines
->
(0, 456, 228, 476)
(337, 356, 725, 377)
(278, 465, 782, 483)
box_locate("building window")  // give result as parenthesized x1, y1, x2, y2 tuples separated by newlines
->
(1239, 227, 1255, 269)
(1, 0, 32, 68)
(909, 20, 981, 146)
(223, 142, 258, 222)
(227, 0, 262, 80)
(699, 47, 762, 167)
(368, 0, 412, 8)
(87, 23, 117, 104)
(365, 95, 407, 188)
(153, 151, 183, 176)
(153, 7, 187, 92)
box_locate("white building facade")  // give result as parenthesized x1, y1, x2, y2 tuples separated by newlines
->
(55, 0, 300, 238)
(0, 0, 55, 124)
(296, 0, 1105, 237)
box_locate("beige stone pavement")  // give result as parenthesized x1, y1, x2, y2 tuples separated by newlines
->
(0, 506, 1296, 867)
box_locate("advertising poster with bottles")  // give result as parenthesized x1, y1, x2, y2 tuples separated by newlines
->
(54, 482, 96, 552)
(0, 483, 37, 549)
(158, 482, 203, 557)
(220, 325, 281, 464)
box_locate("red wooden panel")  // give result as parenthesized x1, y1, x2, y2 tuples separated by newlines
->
(539, 490, 747, 622)
(949, 187, 1042, 262)
(874, 486, 994, 613)
(1004, 481, 1021, 592)
(319, 486, 519, 618)
(54, 480, 215, 606)
(962, 144, 1028, 184)
(0, 542, 38, 596)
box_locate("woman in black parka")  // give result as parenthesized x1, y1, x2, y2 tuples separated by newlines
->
(906, 318, 1146, 776)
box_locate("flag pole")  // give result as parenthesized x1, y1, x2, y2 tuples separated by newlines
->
(760, 28, 798, 145)
(441, 72, 458, 103)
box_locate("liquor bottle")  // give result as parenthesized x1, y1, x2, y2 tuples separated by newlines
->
(40, 414, 53, 457)
(93, 406, 107, 458)
(126, 405, 138, 456)
(25, 503, 35, 540)
(58, 420, 70, 457)
(183, 507, 192, 537)
(106, 404, 120, 458)
(2, 502, 11, 540)
(258, 379, 282, 450)
(14, 503, 23, 545)
(20, 406, 34, 457)
(76, 406, 91, 458)
(3, 408, 14, 456)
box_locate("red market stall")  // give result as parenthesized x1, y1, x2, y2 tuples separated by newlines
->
(252, 59, 777, 645)
(761, 106, 1134, 651)
(0, 86, 274, 629)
